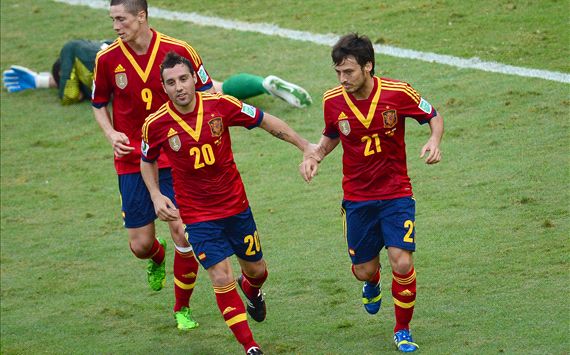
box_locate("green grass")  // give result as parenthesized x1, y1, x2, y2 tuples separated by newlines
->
(1, 0, 569, 354)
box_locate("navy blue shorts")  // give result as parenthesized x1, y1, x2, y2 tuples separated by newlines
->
(118, 168, 176, 228)
(185, 207, 263, 269)
(341, 196, 416, 265)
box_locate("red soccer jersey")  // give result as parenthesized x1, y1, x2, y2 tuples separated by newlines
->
(92, 30, 213, 175)
(322, 76, 436, 201)
(141, 93, 263, 224)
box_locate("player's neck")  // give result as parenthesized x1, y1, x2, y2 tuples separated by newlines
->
(173, 98, 196, 115)
(126, 27, 153, 55)
(352, 76, 375, 100)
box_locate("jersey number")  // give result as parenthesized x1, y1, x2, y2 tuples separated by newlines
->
(361, 134, 382, 156)
(189, 144, 215, 169)
(403, 220, 415, 243)
(141, 88, 152, 110)
(244, 231, 261, 256)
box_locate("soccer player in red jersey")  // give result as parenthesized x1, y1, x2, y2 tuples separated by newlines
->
(300, 33, 444, 353)
(140, 51, 312, 355)
(91, 0, 213, 330)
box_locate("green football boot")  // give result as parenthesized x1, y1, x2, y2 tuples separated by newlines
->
(262, 75, 313, 108)
(174, 307, 199, 330)
(146, 237, 166, 291)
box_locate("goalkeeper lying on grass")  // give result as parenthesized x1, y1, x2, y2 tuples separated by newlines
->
(3, 39, 312, 108)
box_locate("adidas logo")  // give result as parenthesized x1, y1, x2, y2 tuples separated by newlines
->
(114, 64, 126, 73)
(398, 289, 414, 297)
(167, 127, 178, 138)
(222, 306, 236, 315)
(338, 112, 348, 120)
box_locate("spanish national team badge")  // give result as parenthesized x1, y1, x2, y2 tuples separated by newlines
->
(168, 135, 181, 152)
(339, 120, 351, 136)
(208, 117, 224, 137)
(115, 72, 128, 89)
(382, 109, 397, 128)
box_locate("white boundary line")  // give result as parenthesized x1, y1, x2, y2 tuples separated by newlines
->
(55, 0, 570, 84)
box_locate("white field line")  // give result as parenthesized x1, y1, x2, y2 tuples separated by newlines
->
(55, 0, 570, 84)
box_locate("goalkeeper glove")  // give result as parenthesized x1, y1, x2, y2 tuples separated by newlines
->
(2, 65, 51, 93)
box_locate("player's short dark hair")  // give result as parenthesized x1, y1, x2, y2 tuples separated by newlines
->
(51, 58, 61, 87)
(110, 0, 148, 18)
(332, 33, 375, 76)
(160, 51, 194, 81)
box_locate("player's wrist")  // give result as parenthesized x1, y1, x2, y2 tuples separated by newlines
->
(36, 72, 51, 89)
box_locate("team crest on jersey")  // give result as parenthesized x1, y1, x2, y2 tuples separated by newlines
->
(115, 72, 128, 89)
(382, 109, 397, 128)
(338, 120, 351, 136)
(208, 117, 224, 137)
(169, 135, 181, 152)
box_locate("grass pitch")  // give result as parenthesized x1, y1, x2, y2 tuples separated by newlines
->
(1, 0, 568, 354)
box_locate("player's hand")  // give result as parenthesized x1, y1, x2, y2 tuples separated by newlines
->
(108, 131, 135, 157)
(299, 157, 319, 183)
(420, 139, 442, 164)
(2, 65, 50, 92)
(152, 195, 180, 222)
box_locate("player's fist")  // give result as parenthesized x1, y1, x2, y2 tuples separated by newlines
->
(2, 65, 51, 92)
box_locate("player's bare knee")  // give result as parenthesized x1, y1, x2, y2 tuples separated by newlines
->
(352, 264, 376, 281)
(242, 259, 266, 279)
(129, 240, 153, 259)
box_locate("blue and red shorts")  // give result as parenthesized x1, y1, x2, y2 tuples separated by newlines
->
(341, 196, 416, 265)
(185, 206, 263, 269)
(118, 168, 176, 228)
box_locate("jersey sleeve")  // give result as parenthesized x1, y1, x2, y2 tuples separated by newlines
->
(141, 118, 161, 163)
(219, 95, 264, 129)
(322, 98, 340, 138)
(398, 83, 437, 124)
(91, 51, 111, 108)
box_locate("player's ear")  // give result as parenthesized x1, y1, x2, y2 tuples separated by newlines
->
(364, 61, 373, 74)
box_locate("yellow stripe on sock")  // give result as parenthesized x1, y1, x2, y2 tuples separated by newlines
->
(393, 298, 415, 309)
(174, 277, 195, 290)
(393, 270, 416, 285)
(225, 313, 247, 327)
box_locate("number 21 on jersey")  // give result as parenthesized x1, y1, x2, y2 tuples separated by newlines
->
(361, 133, 381, 156)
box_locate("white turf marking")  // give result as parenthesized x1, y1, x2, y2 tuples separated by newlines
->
(56, 0, 569, 84)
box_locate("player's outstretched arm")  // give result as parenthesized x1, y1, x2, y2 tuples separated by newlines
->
(299, 135, 340, 183)
(2, 65, 53, 93)
(258, 113, 311, 153)
(140, 159, 180, 222)
(420, 113, 444, 164)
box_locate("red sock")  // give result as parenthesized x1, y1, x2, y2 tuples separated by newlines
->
(240, 268, 268, 300)
(392, 267, 417, 333)
(149, 238, 165, 264)
(173, 249, 199, 312)
(129, 238, 164, 264)
(214, 281, 258, 351)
